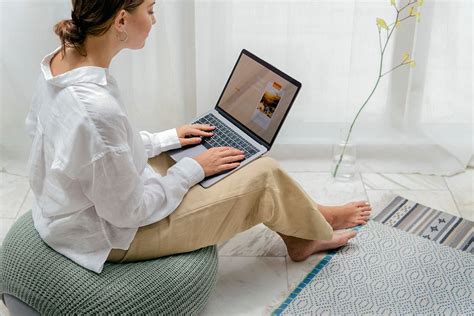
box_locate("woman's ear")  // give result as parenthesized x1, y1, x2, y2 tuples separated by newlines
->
(113, 9, 127, 31)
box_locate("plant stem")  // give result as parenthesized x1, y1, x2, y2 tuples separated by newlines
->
(381, 62, 409, 77)
(332, 9, 400, 178)
(332, 76, 382, 178)
(400, 0, 417, 12)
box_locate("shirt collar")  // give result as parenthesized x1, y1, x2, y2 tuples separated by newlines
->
(41, 47, 109, 87)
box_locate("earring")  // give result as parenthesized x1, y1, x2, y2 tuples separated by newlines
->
(117, 30, 128, 42)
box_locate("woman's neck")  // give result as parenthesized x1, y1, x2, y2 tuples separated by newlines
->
(53, 32, 122, 74)
(79, 33, 121, 68)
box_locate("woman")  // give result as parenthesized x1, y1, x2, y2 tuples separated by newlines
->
(25, 0, 371, 273)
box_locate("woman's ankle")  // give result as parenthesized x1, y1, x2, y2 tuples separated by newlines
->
(277, 232, 313, 262)
(316, 204, 334, 226)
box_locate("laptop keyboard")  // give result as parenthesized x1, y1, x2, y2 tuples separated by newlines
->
(194, 113, 259, 158)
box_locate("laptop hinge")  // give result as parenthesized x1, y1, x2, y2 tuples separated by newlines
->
(215, 107, 270, 150)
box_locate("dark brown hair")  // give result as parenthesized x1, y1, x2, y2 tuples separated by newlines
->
(54, 0, 145, 56)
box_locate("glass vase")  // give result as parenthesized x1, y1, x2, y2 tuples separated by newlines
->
(332, 130, 357, 181)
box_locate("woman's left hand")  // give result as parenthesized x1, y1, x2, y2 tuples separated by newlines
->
(177, 124, 215, 147)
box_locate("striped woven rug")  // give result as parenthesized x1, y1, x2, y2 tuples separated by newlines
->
(373, 195, 473, 253)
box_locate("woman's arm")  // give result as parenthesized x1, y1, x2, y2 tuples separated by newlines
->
(77, 148, 204, 228)
(67, 85, 204, 228)
(140, 129, 181, 158)
(140, 124, 215, 158)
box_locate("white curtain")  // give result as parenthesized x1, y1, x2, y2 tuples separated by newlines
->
(194, 0, 473, 175)
(1, 0, 472, 176)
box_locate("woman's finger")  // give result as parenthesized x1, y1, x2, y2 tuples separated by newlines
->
(180, 137, 202, 146)
(190, 128, 213, 137)
(217, 162, 241, 172)
(220, 154, 245, 164)
(216, 146, 233, 152)
(192, 124, 215, 131)
(217, 147, 244, 156)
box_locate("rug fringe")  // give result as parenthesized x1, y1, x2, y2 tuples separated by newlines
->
(263, 280, 302, 315)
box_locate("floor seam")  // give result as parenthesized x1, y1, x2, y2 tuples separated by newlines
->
(15, 188, 31, 219)
(442, 176, 463, 219)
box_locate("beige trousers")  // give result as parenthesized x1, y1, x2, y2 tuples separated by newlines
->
(107, 154, 333, 263)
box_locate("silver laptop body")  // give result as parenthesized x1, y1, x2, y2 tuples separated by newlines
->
(169, 49, 302, 188)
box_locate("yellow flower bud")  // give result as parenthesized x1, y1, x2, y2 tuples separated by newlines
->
(396, 20, 401, 29)
(402, 52, 410, 62)
(410, 61, 416, 68)
(391, 0, 396, 6)
(376, 18, 388, 30)
(417, 0, 424, 6)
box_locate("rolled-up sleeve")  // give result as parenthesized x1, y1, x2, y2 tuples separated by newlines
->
(77, 148, 204, 229)
(140, 129, 181, 158)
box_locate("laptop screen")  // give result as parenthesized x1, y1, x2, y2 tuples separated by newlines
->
(216, 50, 301, 147)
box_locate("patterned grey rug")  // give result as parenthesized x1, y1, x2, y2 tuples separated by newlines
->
(273, 221, 474, 315)
(374, 196, 473, 253)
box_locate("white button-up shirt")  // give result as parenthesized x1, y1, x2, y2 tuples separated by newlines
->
(25, 48, 205, 273)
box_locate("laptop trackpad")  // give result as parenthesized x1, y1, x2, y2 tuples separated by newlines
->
(169, 144, 207, 161)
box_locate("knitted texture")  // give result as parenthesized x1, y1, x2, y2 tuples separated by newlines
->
(0, 211, 218, 315)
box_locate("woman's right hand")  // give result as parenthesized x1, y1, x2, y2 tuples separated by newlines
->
(193, 147, 245, 177)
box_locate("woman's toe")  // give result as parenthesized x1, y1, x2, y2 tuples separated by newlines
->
(353, 201, 368, 208)
(357, 219, 368, 225)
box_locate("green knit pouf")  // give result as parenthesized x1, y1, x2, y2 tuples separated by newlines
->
(0, 211, 218, 315)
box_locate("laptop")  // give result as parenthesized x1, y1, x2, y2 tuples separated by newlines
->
(169, 49, 302, 187)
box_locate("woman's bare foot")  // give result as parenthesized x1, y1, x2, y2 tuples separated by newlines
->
(278, 230, 358, 262)
(318, 201, 372, 229)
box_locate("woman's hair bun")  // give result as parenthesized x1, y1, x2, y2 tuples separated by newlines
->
(53, 1, 145, 56)
(54, 18, 87, 54)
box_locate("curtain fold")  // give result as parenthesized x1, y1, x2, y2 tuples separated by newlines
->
(412, 0, 473, 171)
(0, 0, 472, 175)
(194, 0, 472, 175)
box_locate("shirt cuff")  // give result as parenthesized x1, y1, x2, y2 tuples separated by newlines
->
(174, 157, 205, 187)
(157, 128, 181, 152)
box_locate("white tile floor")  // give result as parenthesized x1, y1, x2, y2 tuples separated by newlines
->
(0, 158, 473, 315)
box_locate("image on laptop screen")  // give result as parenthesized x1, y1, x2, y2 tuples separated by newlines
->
(216, 52, 300, 145)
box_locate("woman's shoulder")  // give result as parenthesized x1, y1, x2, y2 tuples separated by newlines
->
(68, 82, 124, 117)
(52, 81, 131, 147)
(56, 75, 124, 128)
(77, 83, 128, 124)
(55, 84, 132, 170)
